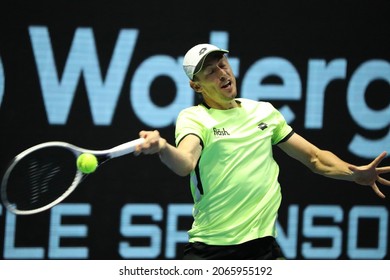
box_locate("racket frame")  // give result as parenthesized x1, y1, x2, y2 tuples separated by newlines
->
(1, 138, 145, 215)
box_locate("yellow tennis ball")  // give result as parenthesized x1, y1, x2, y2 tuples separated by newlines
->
(76, 153, 98, 174)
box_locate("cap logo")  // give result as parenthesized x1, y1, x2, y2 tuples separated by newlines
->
(199, 47, 207, 56)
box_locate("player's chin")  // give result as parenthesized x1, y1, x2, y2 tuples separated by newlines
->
(224, 88, 237, 99)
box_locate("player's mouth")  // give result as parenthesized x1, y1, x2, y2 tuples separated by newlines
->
(221, 80, 232, 89)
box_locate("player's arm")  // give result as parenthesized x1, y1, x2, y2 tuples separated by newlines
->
(278, 133, 353, 179)
(135, 130, 202, 176)
(278, 133, 390, 198)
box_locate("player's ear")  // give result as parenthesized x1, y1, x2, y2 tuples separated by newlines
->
(190, 80, 202, 93)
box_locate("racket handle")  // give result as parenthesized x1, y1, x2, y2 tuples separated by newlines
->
(108, 138, 145, 158)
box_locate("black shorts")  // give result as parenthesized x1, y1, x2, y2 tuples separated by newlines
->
(183, 236, 285, 260)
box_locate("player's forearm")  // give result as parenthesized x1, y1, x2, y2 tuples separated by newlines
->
(158, 142, 195, 177)
(310, 150, 355, 181)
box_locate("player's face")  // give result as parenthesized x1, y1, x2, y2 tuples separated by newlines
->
(193, 54, 238, 109)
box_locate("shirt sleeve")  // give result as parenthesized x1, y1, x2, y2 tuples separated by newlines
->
(175, 107, 205, 147)
(270, 105, 294, 145)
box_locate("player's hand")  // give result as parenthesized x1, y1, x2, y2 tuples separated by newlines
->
(349, 151, 390, 198)
(134, 130, 167, 156)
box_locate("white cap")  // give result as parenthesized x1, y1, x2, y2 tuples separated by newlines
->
(182, 43, 229, 80)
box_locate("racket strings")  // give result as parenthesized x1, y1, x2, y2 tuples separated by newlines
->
(29, 160, 61, 204)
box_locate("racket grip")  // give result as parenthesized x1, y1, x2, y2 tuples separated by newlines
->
(109, 138, 145, 158)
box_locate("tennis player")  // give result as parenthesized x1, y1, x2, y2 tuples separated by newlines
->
(135, 44, 390, 259)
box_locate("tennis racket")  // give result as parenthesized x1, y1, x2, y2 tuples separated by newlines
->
(1, 138, 145, 215)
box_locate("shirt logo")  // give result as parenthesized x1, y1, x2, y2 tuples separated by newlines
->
(213, 127, 230, 136)
(258, 122, 268, 130)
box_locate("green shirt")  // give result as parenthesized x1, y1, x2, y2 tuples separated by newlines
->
(175, 98, 293, 245)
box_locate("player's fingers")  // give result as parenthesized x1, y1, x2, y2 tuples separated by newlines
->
(371, 183, 386, 199)
(377, 166, 390, 174)
(370, 151, 388, 167)
(139, 130, 148, 138)
(377, 176, 390, 186)
(136, 130, 164, 156)
(134, 145, 142, 156)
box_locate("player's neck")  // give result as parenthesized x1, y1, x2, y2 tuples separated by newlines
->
(203, 99, 240, 110)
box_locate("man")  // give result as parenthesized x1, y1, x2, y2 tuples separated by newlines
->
(134, 44, 390, 259)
